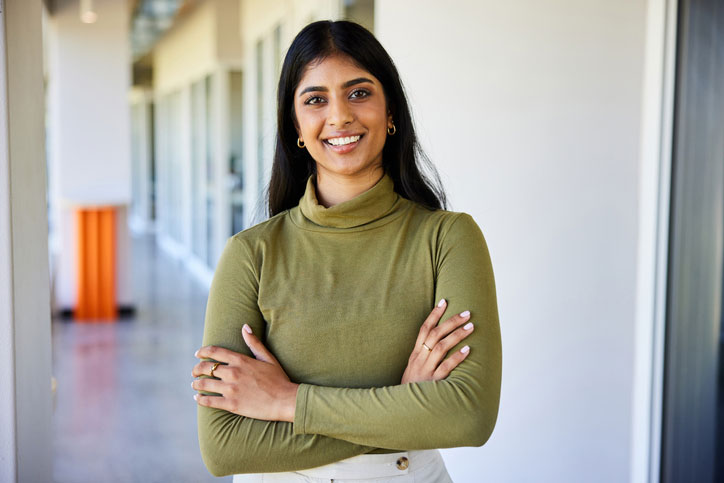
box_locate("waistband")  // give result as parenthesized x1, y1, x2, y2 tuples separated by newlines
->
(296, 449, 441, 479)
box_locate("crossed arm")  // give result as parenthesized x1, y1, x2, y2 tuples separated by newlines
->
(194, 213, 502, 476)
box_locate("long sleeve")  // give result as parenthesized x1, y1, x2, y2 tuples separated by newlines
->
(292, 213, 502, 449)
(197, 237, 375, 476)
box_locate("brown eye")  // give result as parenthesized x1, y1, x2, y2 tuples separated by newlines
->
(304, 96, 325, 105)
(350, 89, 370, 99)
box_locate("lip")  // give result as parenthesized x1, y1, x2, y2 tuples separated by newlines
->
(323, 133, 364, 154)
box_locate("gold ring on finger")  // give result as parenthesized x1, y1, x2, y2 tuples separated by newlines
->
(422, 342, 433, 352)
(209, 361, 221, 378)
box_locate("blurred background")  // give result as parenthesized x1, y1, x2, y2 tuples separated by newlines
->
(1, 0, 723, 482)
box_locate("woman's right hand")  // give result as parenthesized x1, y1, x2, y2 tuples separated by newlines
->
(401, 299, 474, 384)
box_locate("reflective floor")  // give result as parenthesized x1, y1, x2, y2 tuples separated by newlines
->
(52, 234, 229, 482)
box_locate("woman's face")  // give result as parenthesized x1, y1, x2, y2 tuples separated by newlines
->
(293, 54, 393, 180)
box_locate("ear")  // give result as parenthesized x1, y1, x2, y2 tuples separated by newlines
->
(387, 111, 394, 129)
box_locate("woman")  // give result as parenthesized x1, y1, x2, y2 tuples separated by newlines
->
(191, 20, 502, 482)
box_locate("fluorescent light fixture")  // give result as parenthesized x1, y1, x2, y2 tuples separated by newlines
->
(80, 0, 97, 24)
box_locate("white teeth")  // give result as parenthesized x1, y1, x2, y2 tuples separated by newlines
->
(326, 135, 361, 146)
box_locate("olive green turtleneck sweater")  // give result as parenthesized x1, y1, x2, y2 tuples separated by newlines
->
(198, 173, 502, 476)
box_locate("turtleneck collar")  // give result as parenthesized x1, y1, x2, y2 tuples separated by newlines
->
(292, 172, 406, 230)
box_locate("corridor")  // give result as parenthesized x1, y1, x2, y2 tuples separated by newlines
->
(51, 234, 229, 482)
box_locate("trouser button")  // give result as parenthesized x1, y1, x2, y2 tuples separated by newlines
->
(396, 456, 409, 470)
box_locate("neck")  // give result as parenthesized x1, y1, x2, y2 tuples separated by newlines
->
(314, 166, 385, 208)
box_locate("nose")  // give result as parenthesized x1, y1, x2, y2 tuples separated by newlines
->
(327, 96, 353, 127)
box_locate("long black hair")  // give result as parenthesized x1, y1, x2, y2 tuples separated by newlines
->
(267, 20, 447, 217)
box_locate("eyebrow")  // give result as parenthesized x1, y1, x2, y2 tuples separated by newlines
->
(298, 77, 374, 97)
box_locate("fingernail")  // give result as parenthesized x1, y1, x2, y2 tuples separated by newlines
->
(193, 394, 198, 401)
(464, 322, 474, 330)
(460, 310, 470, 317)
(437, 298, 446, 308)
(243, 324, 253, 334)
(461, 345, 470, 353)
(194, 350, 199, 358)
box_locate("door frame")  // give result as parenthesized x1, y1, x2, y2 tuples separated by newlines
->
(0, 1, 53, 481)
(631, 0, 678, 482)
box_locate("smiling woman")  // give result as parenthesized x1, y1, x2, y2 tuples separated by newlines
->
(292, 57, 392, 202)
(192, 20, 502, 482)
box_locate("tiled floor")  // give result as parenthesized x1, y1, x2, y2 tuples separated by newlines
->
(52, 234, 230, 483)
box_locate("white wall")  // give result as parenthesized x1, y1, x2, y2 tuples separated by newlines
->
(46, 0, 133, 310)
(47, 0, 131, 204)
(376, 1, 646, 481)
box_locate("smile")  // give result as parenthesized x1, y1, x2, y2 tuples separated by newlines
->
(324, 135, 362, 146)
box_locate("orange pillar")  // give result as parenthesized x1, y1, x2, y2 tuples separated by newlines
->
(75, 207, 117, 321)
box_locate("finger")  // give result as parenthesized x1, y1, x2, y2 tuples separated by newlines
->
(432, 345, 471, 380)
(424, 310, 471, 348)
(423, 322, 474, 373)
(192, 377, 227, 396)
(241, 324, 280, 365)
(414, 298, 448, 348)
(191, 360, 228, 379)
(194, 393, 234, 412)
(195, 345, 244, 365)
(437, 322, 475, 353)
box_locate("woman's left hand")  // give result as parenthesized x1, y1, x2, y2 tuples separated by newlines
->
(191, 324, 299, 423)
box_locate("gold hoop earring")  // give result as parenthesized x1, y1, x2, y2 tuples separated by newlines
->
(297, 138, 305, 148)
(387, 123, 396, 136)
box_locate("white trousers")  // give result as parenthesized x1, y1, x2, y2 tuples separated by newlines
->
(232, 449, 453, 482)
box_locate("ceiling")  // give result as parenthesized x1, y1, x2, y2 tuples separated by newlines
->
(130, 0, 196, 61)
